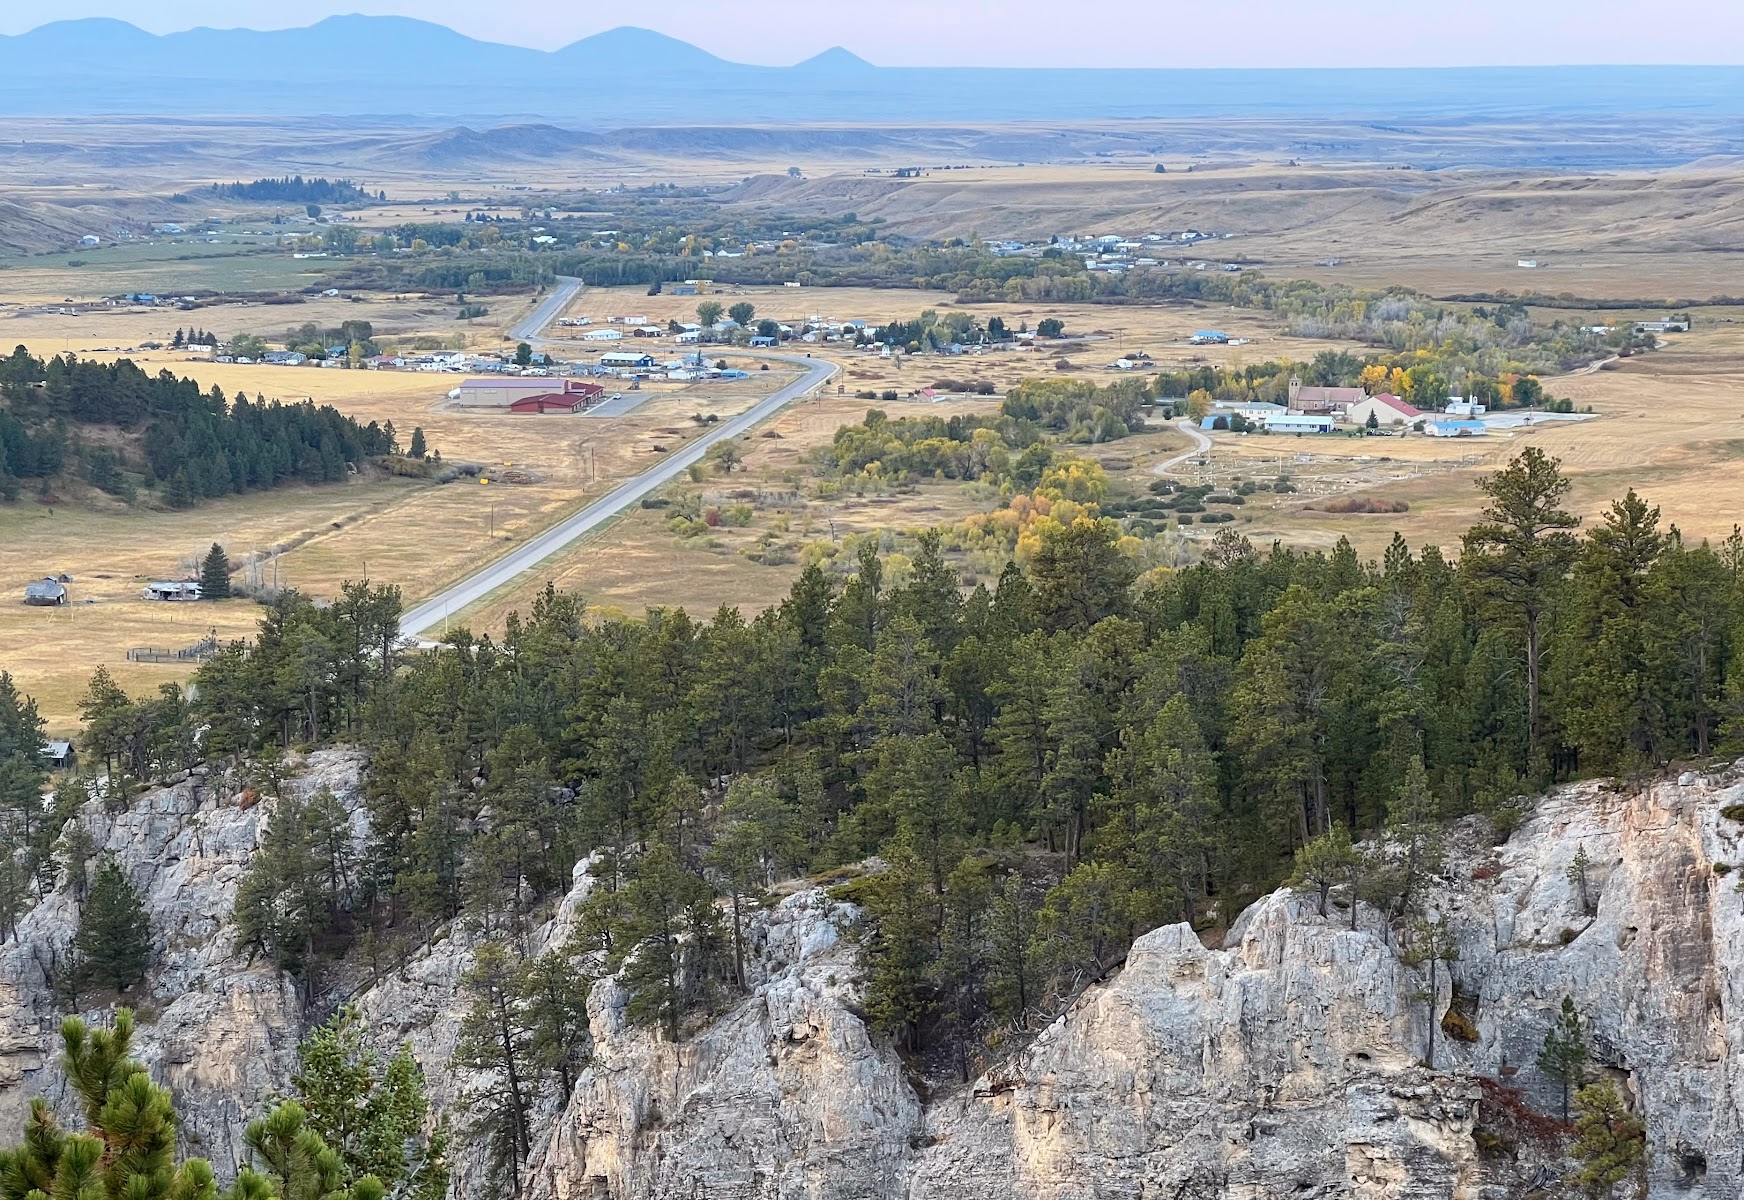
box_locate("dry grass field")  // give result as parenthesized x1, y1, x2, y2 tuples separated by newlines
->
(458, 395, 1008, 632)
(0, 336, 801, 728)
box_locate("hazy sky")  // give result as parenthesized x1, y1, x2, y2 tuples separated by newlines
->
(6, 0, 1742, 67)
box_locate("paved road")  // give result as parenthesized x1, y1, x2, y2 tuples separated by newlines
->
(1149, 418, 1213, 475)
(507, 275, 583, 343)
(400, 354, 838, 639)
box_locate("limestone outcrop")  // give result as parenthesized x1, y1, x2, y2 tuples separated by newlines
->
(526, 769, 1744, 1199)
(5, 755, 1741, 1197)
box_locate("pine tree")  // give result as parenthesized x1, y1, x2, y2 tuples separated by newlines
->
(610, 847, 726, 1043)
(987, 872, 1038, 1027)
(200, 543, 233, 600)
(0, 1010, 220, 1200)
(1461, 448, 1580, 752)
(1570, 1078, 1646, 1198)
(75, 861, 151, 993)
(1287, 825, 1360, 919)
(452, 942, 533, 1195)
(0, 850, 27, 945)
(162, 469, 196, 510)
(861, 843, 938, 1052)
(1401, 914, 1459, 1068)
(239, 1100, 386, 1200)
(1384, 756, 1443, 919)
(291, 1007, 448, 1200)
(408, 427, 427, 460)
(517, 943, 592, 1100)
(1537, 994, 1589, 1122)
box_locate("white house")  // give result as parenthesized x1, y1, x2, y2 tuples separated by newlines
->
(584, 329, 624, 342)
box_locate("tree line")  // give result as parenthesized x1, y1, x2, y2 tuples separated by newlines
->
(0, 349, 397, 506)
(212, 176, 380, 204)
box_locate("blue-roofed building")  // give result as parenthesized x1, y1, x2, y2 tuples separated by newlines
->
(1189, 330, 1230, 345)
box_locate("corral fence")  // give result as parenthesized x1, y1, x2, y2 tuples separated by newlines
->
(126, 635, 220, 664)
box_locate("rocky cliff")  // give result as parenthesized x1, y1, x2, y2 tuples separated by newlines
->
(526, 768, 1744, 1199)
(5, 757, 1741, 1197)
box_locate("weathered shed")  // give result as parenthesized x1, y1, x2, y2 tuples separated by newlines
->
(24, 577, 67, 606)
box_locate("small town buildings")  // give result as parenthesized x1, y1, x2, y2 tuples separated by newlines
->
(1427, 419, 1487, 438)
(23, 578, 67, 606)
(1189, 330, 1230, 345)
(599, 351, 657, 370)
(1346, 393, 1421, 427)
(143, 581, 203, 601)
(749, 335, 780, 348)
(1443, 398, 1487, 417)
(1636, 318, 1691, 334)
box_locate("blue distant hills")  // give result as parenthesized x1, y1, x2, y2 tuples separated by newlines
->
(3, 17, 1743, 124)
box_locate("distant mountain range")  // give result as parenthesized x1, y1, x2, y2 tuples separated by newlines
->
(3, 16, 1743, 125)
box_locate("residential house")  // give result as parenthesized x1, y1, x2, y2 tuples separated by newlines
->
(1189, 330, 1230, 345)
(600, 351, 657, 370)
(584, 328, 624, 342)
(143, 581, 203, 601)
(1443, 397, 1486, 417)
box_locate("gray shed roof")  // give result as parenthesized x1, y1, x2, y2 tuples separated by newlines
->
(24, 578, 66, 599)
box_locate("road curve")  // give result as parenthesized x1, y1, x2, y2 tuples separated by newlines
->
(507, 275, 583, 343)
(400, 354, 838, 640)
(1149, 417, 1213, 476)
